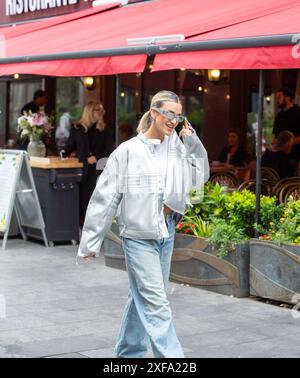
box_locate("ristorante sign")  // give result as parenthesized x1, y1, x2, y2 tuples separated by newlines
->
(0, 0, 93, 25)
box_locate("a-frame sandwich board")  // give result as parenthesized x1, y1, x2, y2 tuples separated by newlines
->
(0, 150, 48, 250)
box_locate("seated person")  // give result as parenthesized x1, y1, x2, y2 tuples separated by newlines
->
(217, 129, 250, 167)
(262, 131, 298, 179)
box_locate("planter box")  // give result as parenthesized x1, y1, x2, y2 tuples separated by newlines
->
(103, 223, 126, 271)
(171, 233, 250, 297)
(250, 240, 300, 304)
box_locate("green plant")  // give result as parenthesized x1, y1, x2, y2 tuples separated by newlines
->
(208, 218, 247, 258)
(223, 190, 256, 237)
(267, 200, 300, 245)
(177, 183, 300, 257)
(176, 214, 211, 238)
(190, 183, 227, 221)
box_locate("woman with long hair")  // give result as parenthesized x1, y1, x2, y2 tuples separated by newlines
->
(63, 100, 113, 225)
(78, 90, 209, 358)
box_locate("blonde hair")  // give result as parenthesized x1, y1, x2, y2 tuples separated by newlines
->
(136, 90, 180, 133)
(78, 101, 106, 131)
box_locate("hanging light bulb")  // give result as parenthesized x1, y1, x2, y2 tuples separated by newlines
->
(208, 69, 221, 82)
(81, 77, 95, 90)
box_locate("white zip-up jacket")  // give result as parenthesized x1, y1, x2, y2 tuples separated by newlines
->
(78, 129, 209, 257)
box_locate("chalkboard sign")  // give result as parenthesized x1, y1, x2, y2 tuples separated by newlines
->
(0, 150, 48, 250)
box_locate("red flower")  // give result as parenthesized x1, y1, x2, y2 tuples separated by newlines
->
(259, 234, 271, 240)
(177, 222, 183, 230)
(184, 229, 190, 234)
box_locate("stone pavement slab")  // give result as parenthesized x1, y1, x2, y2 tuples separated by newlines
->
(0, 238, 299, 358)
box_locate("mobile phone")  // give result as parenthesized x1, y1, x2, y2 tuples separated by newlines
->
(176, 118, 186, 134)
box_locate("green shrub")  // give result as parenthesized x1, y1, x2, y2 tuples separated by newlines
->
(177, 183, 289, 257)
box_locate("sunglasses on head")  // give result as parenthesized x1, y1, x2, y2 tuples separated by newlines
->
(152, 107, 185, 124)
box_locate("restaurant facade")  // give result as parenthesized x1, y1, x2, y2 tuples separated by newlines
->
(0, 0, 300, 162)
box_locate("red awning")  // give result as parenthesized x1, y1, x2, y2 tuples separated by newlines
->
(0, 3, 120, 39)
(1, 0, 300, 76)
(153, 2, 300, 70)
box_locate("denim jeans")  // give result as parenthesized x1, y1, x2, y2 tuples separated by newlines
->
(114, 214, 184, 358)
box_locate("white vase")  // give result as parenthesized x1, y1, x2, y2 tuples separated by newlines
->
(27, 137, 46, 158)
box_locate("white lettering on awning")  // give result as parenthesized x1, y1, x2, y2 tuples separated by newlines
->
(6, 0, 80, 16)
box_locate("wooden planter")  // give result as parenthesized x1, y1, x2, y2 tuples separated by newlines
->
(250, 240, 300, 304)
(103, 223, 126, 271)
(171, 233, 250, 297)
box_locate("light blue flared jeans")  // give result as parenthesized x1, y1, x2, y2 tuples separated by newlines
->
(114, 214, 184, 358)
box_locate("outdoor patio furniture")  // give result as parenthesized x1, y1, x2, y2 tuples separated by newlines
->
(237, 179, 271, 196)
(272, 177, 300, 198)
(208, 171, 239, 189)
(261, 167, 281, 188)
(278, 181, 300, 203)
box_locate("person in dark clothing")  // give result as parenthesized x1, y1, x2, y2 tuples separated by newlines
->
(62, 101, 114, 225)
(262, 131, 298, 179)
(272, 87, 300, 161)
(20, 89, 48, 115)
(218, 129, 249, 167)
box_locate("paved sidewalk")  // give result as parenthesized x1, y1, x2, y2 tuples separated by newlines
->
(0, 238, 300, 358)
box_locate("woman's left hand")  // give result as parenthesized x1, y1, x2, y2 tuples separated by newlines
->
(179, 118, 193, 138)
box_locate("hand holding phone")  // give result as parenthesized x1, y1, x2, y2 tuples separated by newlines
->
(178, 118, 193, 138)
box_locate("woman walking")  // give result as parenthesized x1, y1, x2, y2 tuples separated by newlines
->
(78, 91, 209, 358)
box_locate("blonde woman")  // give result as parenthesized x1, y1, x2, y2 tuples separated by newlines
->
(78, 91, 209, 358)
(63, 101, 113, 225)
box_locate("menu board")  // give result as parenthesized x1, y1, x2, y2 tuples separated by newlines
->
(0, 151, 21, 232)
(0, 150, 48, 250)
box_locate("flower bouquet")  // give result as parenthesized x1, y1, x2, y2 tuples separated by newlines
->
(17, 111, 52, 142)
(17, 111, 53, 157)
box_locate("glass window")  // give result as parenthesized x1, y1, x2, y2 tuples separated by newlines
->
(118, 73, 141, 143)
(176, 70, 205, 136)
(56, 77, 84, 121)
(248, 91, 275, 156)
(9, 78, 43, 138)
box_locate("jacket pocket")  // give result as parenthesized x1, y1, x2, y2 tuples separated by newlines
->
(122, 193, 158, 232)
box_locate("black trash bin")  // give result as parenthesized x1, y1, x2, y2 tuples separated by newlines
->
(28, 167, 82, 246)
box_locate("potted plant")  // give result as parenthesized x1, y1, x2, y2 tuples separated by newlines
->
(172, 184, 248, 297)
(171, 184, 279, 298)
(250, 199, 300, 304)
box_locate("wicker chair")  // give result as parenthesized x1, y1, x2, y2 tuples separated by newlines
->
(208, 171, 239, 190)
(284, 186, 300, 202)
(279, 181, 300, 203)
(261, 167, 281, 188)
(237, 179, 271, 196)
(272, 177, 300, 198)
